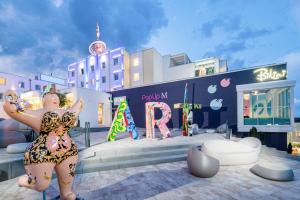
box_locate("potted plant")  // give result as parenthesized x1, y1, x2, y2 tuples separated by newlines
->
(249, 126, 258, 138)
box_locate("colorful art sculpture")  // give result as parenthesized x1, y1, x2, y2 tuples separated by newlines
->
(145, 102, 171, 139)
(3, 88, 84, 200)
(107, 100, 138, 141)
(210, 99, 223, 110)
(220, 78, 231, 87)
(182, 83, 190, 136)
(208, 85, 217, 94)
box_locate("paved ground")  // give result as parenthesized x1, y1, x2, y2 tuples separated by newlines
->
(0, 153, 299, 200)
(1, 129, 300, 200)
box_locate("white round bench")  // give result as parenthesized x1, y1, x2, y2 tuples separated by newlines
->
(6, 142, 30, 154)
(250, 161, 294, 181)
(201, 137, 261, 166)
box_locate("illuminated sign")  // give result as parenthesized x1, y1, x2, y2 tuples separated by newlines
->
(40, 74, 66, 85)
(141, 92, 168, 102)
(254, 68, 287, 82)
(174, 103, 202, 109)
(113, 96, 126, 105)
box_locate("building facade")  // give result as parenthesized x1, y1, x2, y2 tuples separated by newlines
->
(68, 47, 228, 92)
(111, 63, 295, 150)
(67, 47, 130, 92)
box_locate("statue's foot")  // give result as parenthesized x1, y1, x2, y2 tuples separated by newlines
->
(61, 192, 76, 200)
(55, 193, 84, 200)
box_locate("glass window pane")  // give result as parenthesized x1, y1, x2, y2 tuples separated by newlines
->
(243, 87, 291, 126)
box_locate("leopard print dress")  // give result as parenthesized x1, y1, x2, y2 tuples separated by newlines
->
(24, 111, 78, 165)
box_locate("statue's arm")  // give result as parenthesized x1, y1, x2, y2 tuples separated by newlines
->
(3, 90, 41, 132)
(69, 97, 84, 117)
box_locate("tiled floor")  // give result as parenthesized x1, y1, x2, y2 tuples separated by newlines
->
(0, 153, 299, 200)
(1, 129, 299, 200)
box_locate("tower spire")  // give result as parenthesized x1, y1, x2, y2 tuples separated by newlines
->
(89, 22, 106, 55)
(96, 22, 100, 41)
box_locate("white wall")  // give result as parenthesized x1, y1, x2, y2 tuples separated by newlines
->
(152, 49, 164, 83)
(162, 61, 195, 82)
(69, 87, 112, 128)
(130, 51, 144, 87)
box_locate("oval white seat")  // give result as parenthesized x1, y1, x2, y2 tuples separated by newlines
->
(202, 137, 261, 166)
(6, 142, 30, 154)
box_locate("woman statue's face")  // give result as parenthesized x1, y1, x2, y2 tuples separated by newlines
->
(43, 93, 60, 108)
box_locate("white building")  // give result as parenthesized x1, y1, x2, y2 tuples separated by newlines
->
(68, 29, 228, 91)
(67, 47, 130, 92)
(62, 87, 112, 128)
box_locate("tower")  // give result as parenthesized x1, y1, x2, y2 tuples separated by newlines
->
(88, 23, 107, 55)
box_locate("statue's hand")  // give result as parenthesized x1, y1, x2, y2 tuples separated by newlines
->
(4, 90, 18, 103)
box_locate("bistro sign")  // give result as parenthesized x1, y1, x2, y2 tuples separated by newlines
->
(253, 67, 287, 82)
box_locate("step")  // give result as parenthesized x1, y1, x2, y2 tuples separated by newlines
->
(79, 143, 197, 159)
(76, 154, 187, 174)
(93, 144, 195, 157)
(80, 148, 188, 165)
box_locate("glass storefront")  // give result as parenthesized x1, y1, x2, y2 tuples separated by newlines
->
(288, 122, 300, 155)
(243, 87, 291, 125)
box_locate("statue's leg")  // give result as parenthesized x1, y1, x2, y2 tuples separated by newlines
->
(55, 155, 78, 200)
(18, 162, 55, 192)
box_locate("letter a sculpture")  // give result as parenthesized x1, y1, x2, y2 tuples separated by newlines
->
(107, 99, 139, 141)
(145, 102, 172, 139)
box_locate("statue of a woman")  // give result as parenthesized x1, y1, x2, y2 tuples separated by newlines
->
(3, 89, 84, 200)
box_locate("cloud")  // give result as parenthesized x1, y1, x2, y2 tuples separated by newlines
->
(295, 98, 300, 106)
(234, 28, 271, 40)
(230, 59, 245, 69)
(279, 51, 300, 117)
(198, 15, 241, 38)
(0, 0, 167, 77)
(204, 41, 246, 58)
(280, 51, 300, 80)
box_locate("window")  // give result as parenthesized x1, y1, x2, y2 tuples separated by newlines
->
(102, 76, 106, 83)
(19, 82, 25, 88)
(195, 68, 206, 77)
(0, 77, 6, 85)
(243, 87, 291, 126)
(91, 79, 95, 85)
(133, 58, 139, 66)
(91, 65, 95, 72)
(80, 81, 84, 87)
(114, 73, 119, 81)
(98, 103, 104, 125)
(71, 71, 75, 77)
(35, 85, 41, 91)
(102, 62, 106, 69)
(113, 58, 118, 65)
(206, 67, 215, 75)
(81, 68, 84, 75)
(71, 83, 75, 87)
(133, 73, 140, 81)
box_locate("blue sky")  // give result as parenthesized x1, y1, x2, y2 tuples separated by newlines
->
(0, 0, 299, 116)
